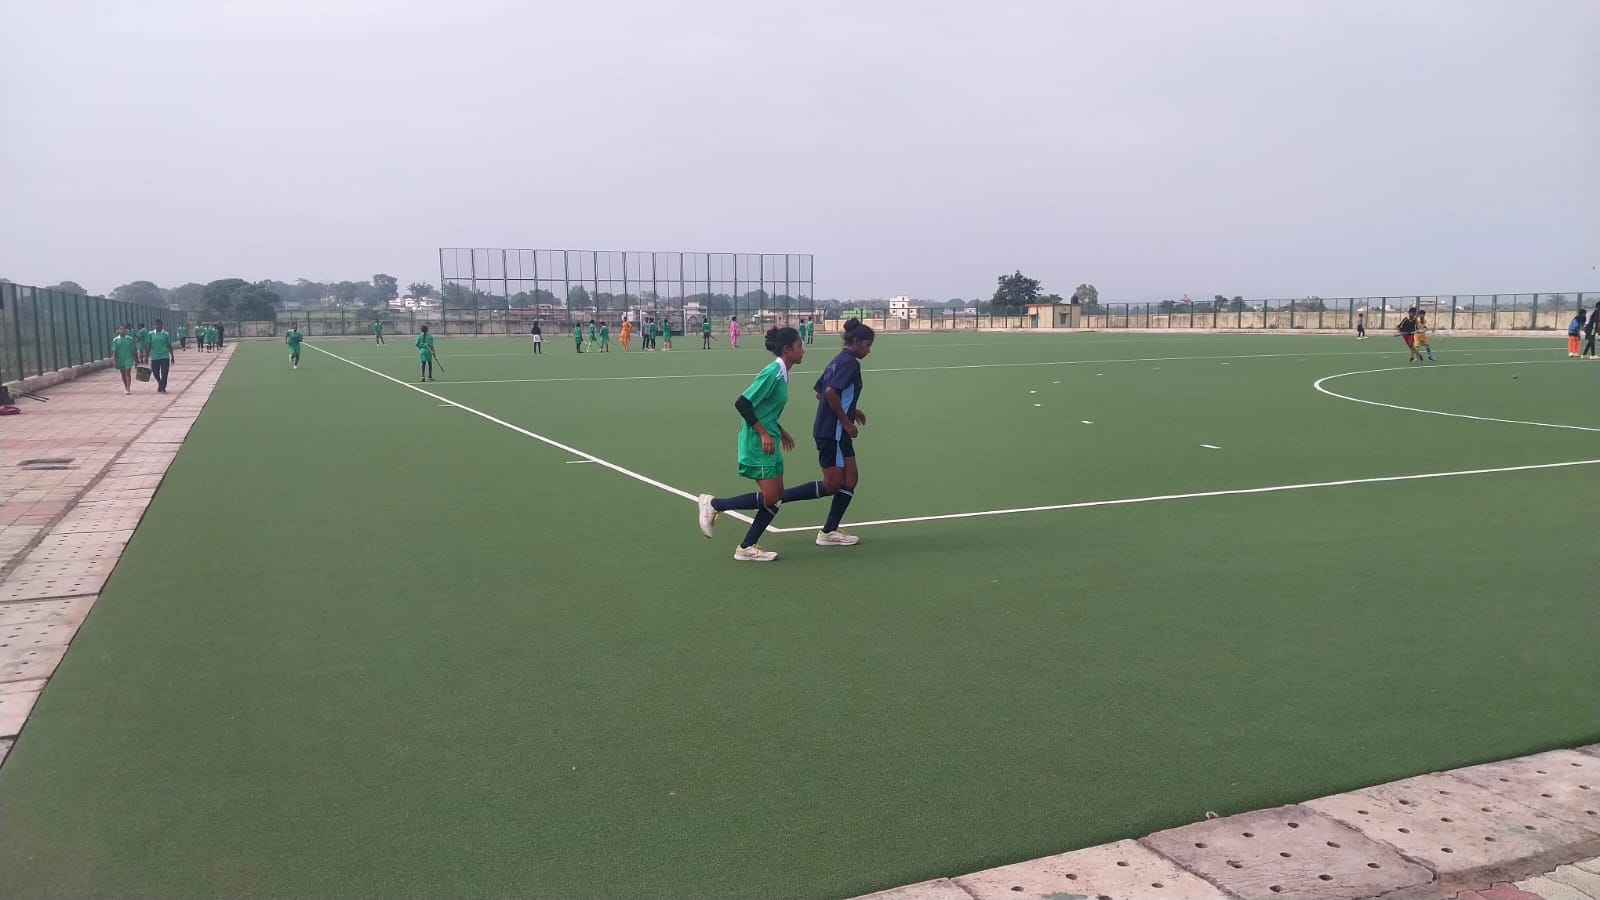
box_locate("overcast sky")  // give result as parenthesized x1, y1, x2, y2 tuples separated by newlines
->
(2, 1, 1596, 301)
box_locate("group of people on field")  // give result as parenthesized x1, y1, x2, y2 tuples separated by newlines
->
(697, 318, 871, 562)
(110, 320, 220, 395)
(526, 315, 821, 355)
(1569, 303, 1599, 359)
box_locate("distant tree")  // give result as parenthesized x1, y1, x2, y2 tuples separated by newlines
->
(1228, 296, 1248, 312)
(1213, 294, 1228, 310)
(46, 280, 88, 295)
(1300, 296, 1327, 312)
(166, 282, 205, 310)
(1071, 283, 1100, 313)
(111, 280, 166, 307)
(371, 273, 398, 305)
(991, 271, 1042, 314)
(332, 281, 363, 305)
(200, 278, 280, 320)
(406, 282, 437, 300)
(566, 284, 591, 308)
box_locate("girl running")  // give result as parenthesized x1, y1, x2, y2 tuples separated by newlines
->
(531, 321, 543, 354)
(696, 327, 806, 561)
(729, 316, 741, 349)
(807, 317, 874, 546)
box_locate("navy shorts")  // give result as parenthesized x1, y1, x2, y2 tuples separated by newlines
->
(817, 435, 855, 469)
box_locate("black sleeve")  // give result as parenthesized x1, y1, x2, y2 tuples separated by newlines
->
(734, 395, 759, 427)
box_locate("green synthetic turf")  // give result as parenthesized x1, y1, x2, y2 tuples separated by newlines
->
(2, 331, 1596, 899)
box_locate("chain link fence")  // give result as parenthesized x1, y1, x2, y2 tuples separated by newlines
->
(1079, 293, 1595, 331)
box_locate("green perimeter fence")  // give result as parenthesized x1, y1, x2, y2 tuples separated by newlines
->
(1082, 293, 1597, 331)
(1, 283, 172, 386)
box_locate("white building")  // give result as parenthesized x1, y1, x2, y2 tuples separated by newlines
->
(889, 296, 919, 319)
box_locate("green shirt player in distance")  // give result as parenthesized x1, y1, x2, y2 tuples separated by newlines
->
(372, 320, 385, 345)
(573, 322, 584, 353)
(416, 325, 436, 381)
(701, 318, 713, 350)
(659, 318, 672, 350)
(599, 322, 609, 353)
(286, 325, 304, 369)
(112, 325, 136, 394)
(695, 326, 807, 562)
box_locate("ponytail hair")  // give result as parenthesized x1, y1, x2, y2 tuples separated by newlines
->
(765, 326, 801, 354)
(842, 317, 875, 344)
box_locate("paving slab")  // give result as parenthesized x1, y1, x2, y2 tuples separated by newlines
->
(1307, 772, 1600, 886)
(0, 596, 96, 632)
(1545, 863, 1600, 897)
(1453, 751, 1600, 836)
(1142, 805, 1435, 900)
(953, 838, 1230, 900)
(0, 643, 66, 683)
(0, 686, 41, 737)
(852, 878, 974, 900)
(1514, 874, 1592, 899)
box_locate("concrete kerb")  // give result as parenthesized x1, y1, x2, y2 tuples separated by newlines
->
(852, 747, 1600, 900)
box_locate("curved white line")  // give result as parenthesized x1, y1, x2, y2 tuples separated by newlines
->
(1313, 360, 1600, 432)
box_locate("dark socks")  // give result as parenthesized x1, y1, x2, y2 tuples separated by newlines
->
(824, 487, 854, 532)
(781, 481, 826, 503)
(740, 502, 780, 549)
(712, 492, 761, 512)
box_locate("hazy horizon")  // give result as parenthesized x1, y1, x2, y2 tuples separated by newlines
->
(2, 1, 1596, 302)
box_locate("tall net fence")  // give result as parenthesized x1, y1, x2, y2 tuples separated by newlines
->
(436, 248, 815, 334)
(1, 283, 171, 385)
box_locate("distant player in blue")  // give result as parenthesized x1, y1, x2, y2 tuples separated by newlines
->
(807, 317, 874, 546)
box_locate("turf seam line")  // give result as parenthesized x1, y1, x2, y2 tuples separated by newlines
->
(761, 459, 1600, 532)
(1314, 360, 1600, 432)
(0, 348, 234, 578)
(304, 344, 758, 526)
(415, 347, 1554, 386)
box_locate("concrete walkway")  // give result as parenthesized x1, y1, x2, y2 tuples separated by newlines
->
(0, 346, 234, 763)
(858, 746, 1600, 900)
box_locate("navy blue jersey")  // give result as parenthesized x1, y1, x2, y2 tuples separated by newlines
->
(812, 349, 863, 441)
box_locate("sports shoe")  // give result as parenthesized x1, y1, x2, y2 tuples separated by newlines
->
(815, 530, 860, 547)
(696, 494, 719, 538)
(733, 544, 777, 562)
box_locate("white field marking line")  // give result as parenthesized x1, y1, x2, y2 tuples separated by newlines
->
(565, 459, 596, 464)
(1313, 360, 1600, 432)
(306, 344, 755, 525)
(759, 459, 1600, 533)
(1201, 444, 1221, 449)
(429, 346, 1556, 386)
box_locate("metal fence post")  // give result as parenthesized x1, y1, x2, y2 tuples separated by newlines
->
(1450, 296, 1457, 329)
(1530, 293, 1538, 330)
(1490, 294, 1498, 330)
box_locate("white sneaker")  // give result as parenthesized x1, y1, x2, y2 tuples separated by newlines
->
(696, 494, 719, 538)
(733, 544, 778, 562)
(815, 530, 860, 547)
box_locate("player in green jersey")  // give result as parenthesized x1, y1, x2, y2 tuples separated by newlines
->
(286, 324, 304, 370)
(416, 324, 435, 381)
(696, 327, 807, 562)
(112, 324, 136, 394)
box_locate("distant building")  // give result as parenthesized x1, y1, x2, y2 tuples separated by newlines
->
(889, 296, 918, 319)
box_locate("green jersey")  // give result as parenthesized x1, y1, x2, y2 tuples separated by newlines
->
(600, 324, 609, 342)
(112, 335, 135, 369)
(416, 332, 434, 361)
(148, 330, 172, 361)
(135, 328, 149, 350)
(286, 329, 304, 354)
(589, 324, 598, 341)
(573, 324, 583, 341)
(701, 321, 712, 335)
(659, 321, 670, 337)
(736, 358, 790, 480)
(207, 328, 218, 343)
(372, 322, 383, 335)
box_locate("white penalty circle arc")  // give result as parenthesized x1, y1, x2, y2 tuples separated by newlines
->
(1313, 360, 1600, 432)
